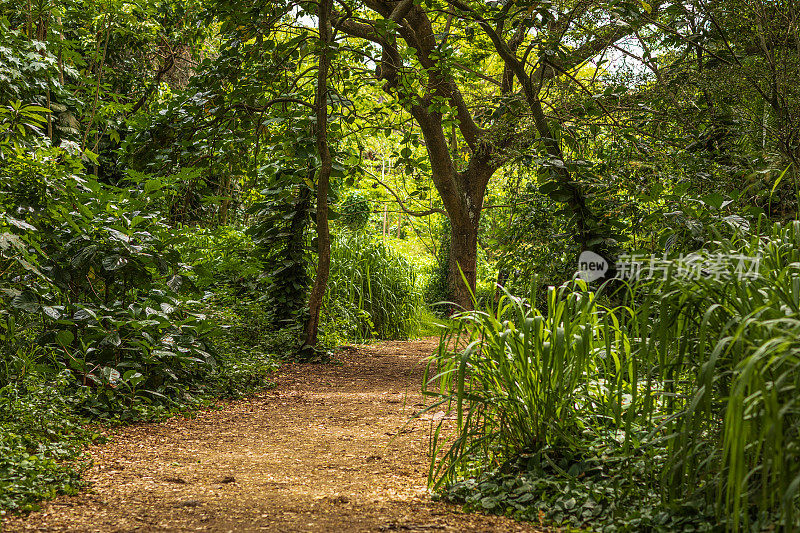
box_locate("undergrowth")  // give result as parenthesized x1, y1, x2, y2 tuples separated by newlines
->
(424, 221, 800, 532)
(0, 291, 290, 516)
(0, 373, 94, 515)
(321, 231, 421, 344)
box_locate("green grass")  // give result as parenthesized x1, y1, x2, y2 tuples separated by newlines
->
(423, 221, 800, 531)
(414, 307, 453, 338)
(384, 235, 437, 283)
(321, 231, 422, 343)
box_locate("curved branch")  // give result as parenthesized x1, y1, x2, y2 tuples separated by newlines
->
(365, 168, 446, 217)
(129, 54, 174, 115)
(235, 97, 315, 112)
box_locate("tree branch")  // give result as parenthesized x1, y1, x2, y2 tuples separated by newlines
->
(234, 97, 316, 112)
(365, 167, 447, 217)
(129, 54, 174, 115)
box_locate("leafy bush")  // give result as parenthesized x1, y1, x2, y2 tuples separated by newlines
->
(202, 289, 295, 391)
(177, 225, 262, 291)
(423, 221, 452, 314)
(424, 221, 800, 531)
(0, 281, 283, 515)
(338, 190, 371, 231)
(0, 108, 282, 513)
(246, 182, 314, 327)
(2, 176, 216, 405)
(438, 465, 717, 532)
(0, 372, 96, 514)
(321, 232, 420, 343)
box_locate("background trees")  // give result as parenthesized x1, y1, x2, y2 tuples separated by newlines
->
(3, 0, 798, 391)
(329, 0, 655, 308)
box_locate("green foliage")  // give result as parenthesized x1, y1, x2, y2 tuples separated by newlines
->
(485, 182, 581, 295)
(3, 0, 800, 524)
(425, 221, 800, 531)
(206, 284, 302, 358)
(247, 182, 314, 327)
(424, 279, 612, 487)
(338, 190, 371, 231)
(439, 465, 717, 532)
(2, 161, 216, 408)
(0, 290, 285, 513)
(0, 21, 62, 105)
(196, 290, 294, 395)
(0, 372, 95, 513)
(177, 225, 262, 291)
(423, 220, 451, 314)
(0, 227, 283, 513)
(321, 232, 420, 343)
(0, 99, 281, 514)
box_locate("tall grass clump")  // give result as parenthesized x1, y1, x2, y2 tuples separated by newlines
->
(322, 231, 421, 342)
(424, 279, 623, 482)
(425, 221, 800, 531)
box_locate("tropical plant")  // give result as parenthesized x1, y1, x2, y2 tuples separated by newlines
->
(425, 221, 800, 530)
(322, 232, 420, 343)
(338, 190, 371, 232)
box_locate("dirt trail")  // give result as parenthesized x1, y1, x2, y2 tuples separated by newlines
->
(2, 338, 541, 532)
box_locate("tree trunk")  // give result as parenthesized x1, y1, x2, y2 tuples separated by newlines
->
(442, 161, 491, 311)
(303, 0, 332, 349)
(449, 218, 478, 311)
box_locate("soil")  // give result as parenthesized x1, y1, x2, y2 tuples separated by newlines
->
(2, 338, 545, 533)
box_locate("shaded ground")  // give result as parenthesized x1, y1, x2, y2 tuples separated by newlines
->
(2, 338, 543, 532)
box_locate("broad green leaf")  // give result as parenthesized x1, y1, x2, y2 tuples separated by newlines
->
(102, 254, 128, 271)
(55, 329, 74, 346)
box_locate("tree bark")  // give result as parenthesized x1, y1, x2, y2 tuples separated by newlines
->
(303, 0, 333, 349)
(449, 218, 479, 310)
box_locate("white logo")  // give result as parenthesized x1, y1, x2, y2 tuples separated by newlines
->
(577, 250, 609, 282)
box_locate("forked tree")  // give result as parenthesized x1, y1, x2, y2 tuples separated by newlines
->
(330, 0, 663, 309)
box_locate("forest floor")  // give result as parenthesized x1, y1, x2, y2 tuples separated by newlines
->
(2, 338, 542, 532)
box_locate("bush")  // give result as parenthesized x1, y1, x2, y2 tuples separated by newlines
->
(177, 226, 262, 291)
(0, 288, 286, 514)
(203, 290, 296, 387)
(321, 232, 421, 343)
(338, 190, 371, 231)
(0, 148, 283, 513)
(0, 372, 95, 513)
(424, 220, 800, 531)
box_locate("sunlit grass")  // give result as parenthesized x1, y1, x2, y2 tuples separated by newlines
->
(424, 221, 800, 530)
(322, 231, 422, 343)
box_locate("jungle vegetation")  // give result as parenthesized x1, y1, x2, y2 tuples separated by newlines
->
(1, 0, 799, 530)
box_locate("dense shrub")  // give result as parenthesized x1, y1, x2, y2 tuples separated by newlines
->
(177, 226, 262, 292)
(338, 190, 371, 231)
(2, 168, 216, 404)
(425, 221, 800, 531)
(321, 231, 420, 343)
(0, 137, 285, 513)
(0, 372, 95, 514)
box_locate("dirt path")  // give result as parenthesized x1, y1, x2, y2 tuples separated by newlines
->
(2, 338, 541, 532)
